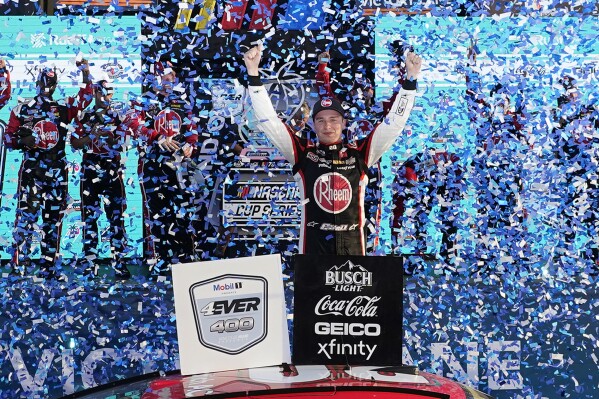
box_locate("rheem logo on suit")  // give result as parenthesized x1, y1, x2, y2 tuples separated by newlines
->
(189, 274, 267, 354)
(313, 172, 352, 214)
(33, 120, 59, 149)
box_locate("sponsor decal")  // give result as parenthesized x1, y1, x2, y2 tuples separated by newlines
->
(293, 255, 403, 365)
(319, 223, 359, 231)
(100, 63, 125, 80)
(190, 274, 267, 355)
(154, 109, 183, 137)
(313, 173, 352, 214)
(324, 260, 373, 291)
(321, 98, 333, 107)
(396, 95, 409, 116)
(315, 295, 380, 315)
(33, 120, 59, 150)
(332, 157, 356, 165)
(306, 152, 319, 162)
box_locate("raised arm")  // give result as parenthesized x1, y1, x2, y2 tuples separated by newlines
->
(362, 51, 422, 167)
(243, 45, 299, 164)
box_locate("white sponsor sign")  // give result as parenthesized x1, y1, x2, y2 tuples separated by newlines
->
(173, 255, 291, 375)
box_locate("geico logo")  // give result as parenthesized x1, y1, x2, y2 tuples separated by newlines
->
(315, 322, 381, 336)
(200, 297, 260, 316)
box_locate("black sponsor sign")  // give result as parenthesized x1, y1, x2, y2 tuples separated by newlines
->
(293, 255, 403, 365)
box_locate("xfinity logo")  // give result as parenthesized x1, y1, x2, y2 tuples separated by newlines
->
(325, 260, 372, 291)
(213, 282, 243, 291)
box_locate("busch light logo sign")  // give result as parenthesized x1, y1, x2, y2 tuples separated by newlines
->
(325, 260, 373, 292)
(293, 255, 403, 365)
(190, 274, 267, 355)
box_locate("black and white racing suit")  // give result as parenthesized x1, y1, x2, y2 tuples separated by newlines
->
(247, 78, 417, 255)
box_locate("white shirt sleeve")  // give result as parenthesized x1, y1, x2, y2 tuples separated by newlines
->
(366, 87, 417, 167)
(247, 85, 297, 164)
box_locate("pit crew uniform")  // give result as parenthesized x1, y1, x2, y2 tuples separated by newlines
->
(247, 77, 417, 255)
(0, 66, 10, 111)
(75, 107, 130, 275)
(553, 102, 599, 262)
(4, 85, 92, 275)
(139, 94, 198, 273)
(392, 151, 463, 261)
(465, 64, 529, 263)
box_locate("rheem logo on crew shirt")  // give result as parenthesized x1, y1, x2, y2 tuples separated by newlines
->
(313, 172, 352, 214)
(33, 120, 59, 149)
(154, 109, 182, 137)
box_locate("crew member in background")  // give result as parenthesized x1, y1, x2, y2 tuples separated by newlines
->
(465, 41, 531, 268)
(3, 61, 92, 279)
(243, 44, 421, 255)
(0, 58, 11, 111)
(551, 75, 599, 270)
(139, 59, 197, 277)
(73, 78, 132, 280)
(391, 133, 464, 266)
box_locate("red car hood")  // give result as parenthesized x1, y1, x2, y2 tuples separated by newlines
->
(142, 365, 494, 399)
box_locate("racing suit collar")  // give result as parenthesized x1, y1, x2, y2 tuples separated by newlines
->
(317, 141, 343, 151)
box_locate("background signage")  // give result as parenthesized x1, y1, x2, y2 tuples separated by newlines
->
(293, 255, 404, 365)
(172, 255, 291, 375)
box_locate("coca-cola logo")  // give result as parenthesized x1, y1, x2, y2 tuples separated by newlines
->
(315, 295, 379, 317)
(313, 173, 352, 214)
(154, 109, 182, 137)
(33, 120, 59, 149)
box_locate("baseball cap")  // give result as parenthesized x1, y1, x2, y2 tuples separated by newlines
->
(312, 97, 345, 120)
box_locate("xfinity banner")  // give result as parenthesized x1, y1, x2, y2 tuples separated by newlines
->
(293, 255, 403, 365)
(172, 255, 291, 375)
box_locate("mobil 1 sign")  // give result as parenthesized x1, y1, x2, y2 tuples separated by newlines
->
(173, 255, 290, 375)
(293, 255, 403, 365)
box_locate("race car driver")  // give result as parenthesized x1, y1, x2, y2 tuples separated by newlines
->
(243, 44, 421, 255)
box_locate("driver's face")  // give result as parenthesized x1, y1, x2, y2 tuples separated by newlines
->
(156, 71, 176, 94)
(313, 110, 346, 144)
